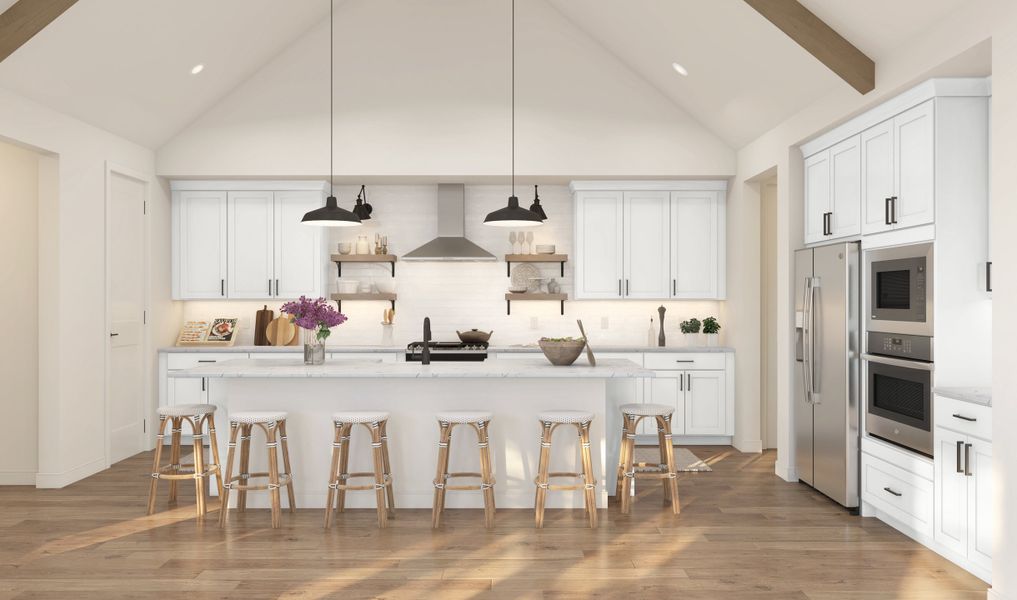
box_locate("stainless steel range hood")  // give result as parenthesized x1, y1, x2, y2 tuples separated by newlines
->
(402, 184, 496, 261)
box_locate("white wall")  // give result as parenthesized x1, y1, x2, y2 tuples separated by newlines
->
(156, 0, 734, 179)
(178, 184, 724, 348)
(0, 139, 40, 484)
(760, 180, 778, 449)
(0, 87, 176, 487)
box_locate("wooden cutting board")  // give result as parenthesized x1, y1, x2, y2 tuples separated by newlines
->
(254, 305, 274, 346)
(265, 314, 297, 346)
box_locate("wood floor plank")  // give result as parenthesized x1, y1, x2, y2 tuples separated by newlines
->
(0, 445, 988, 598)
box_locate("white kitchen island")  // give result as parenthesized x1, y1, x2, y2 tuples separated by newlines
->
(169, 358, 653, 510)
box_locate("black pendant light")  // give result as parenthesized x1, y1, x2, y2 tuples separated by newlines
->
(528, 184, 547, 220)
(302, 0, 361, 227)
(484, 0, 542, 228)
(352, 185, 373, 220)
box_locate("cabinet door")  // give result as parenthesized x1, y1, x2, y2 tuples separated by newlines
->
(275, 191, 324, 299)
(860, 120, 895, 234)
(227, 191, 275, 299)
(671, 191, 720, 298)
(164, 377, 207, 444)
(934, 426, 969, 557)
(804, 150, 831, 244)
(893, 100, 935, 229)
(176, 191, 227, 298)
(828, 135, 861, 239)
(645, 372, 684, 436)
(967, 438, 993, 571)
(623, 191, 671, 298)
(574, 191, 624, 299)
(684, 370, 726, 435)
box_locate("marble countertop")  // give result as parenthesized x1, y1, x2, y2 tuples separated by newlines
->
(159, 344, 733, 354)
(935, 387, 992, 407)
(168, 357, 655, 379)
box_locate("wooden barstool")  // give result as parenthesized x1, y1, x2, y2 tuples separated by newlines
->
(616, 403, 680, 515)
(324, 411, 395, 529)
(147, 403, 223, 518)
(533, 410, 597, 529)
(219, 411, 296, 528)
(432, 411, 496, 528)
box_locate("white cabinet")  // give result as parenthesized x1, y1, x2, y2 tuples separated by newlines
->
(175, 191, 227, 298)
(172, 182, 327, 300)
(574, 191, 624, 299)
(933, 396, 993, 579)
(860, 101, 935, 234)
(671, 190, 724, 298)
(641, 352, 733, 438)
(685, 370, 726, 435)
(646, 373, 683, 435)
(572, 181, 726, 300)
(804, 136, 860, 244)
(227, 191, 275, 299)
(623, 191, 671, 298)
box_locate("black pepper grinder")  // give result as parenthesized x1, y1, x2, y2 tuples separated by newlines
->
(657, 306, 666, 347)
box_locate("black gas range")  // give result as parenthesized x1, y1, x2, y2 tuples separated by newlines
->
(405, 341, 489, 362)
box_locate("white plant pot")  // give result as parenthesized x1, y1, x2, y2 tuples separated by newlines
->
(704, 333, 719, 347)
(683, 332, 701, 347)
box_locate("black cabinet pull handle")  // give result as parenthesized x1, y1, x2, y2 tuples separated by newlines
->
(679, 373, 683, 392)
(201, 377, 206, 392)
(883, 487, 902, 497)
(673, 279, 676, 296)
(109, 332, 119, 337)
(956, 440, 964, 473)
(987, 262, 992, 293)
(197, 360, 217, 363)
(618, 279, 622, 297)
(625, 279, 630, 296)
(687, 373, 692, 390)
(890, 196, 898, 224)
(964, 443, 973, 476)
(952, 414, 977, 422)
(674, 360, 694, 363)
(275, 279, 279, 296)
(269, 279, 273, 295)
(221, 279, 225, 296)
(884, 198, 892, 225)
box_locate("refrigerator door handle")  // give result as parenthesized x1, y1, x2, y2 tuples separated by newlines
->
(810, 277, 821, 403)
(802, 277, 814, 404)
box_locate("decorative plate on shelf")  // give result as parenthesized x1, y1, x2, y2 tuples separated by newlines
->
(510, 263, 541, 289)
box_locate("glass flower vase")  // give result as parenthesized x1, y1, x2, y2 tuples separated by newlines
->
(303, 328, 326, 365)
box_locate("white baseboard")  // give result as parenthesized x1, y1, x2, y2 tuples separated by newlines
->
(775, 458, 797, 482)
(733, 438, 763, 453)
(35, 457, 107, 488)
(0, 471, 36, 485)
(987, 589, 1007, 600)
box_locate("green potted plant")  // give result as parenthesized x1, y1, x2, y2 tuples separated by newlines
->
(702, 316, 721, 347)
(679, 318, 701, 347)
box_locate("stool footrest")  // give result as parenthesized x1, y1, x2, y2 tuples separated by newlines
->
(330, 473, 393, 492)
(226, 472, 292, 492)
(154, 463, 220, 480)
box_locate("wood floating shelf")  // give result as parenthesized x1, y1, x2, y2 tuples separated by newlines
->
(331, 254, 397, 277)
(505, 254, 568, 277)
(504, 292, 567, 316)
(330, 292, 397, 312)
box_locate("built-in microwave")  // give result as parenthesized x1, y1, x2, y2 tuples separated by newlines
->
(865, 242, 933, 337)
(863, 332, 934, 457)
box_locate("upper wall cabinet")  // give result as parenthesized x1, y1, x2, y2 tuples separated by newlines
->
(801, 79, 990, 245)
(172, 181, 327, 300)
(571, 181, 726, 300)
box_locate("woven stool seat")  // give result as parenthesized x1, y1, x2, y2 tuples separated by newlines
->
(620, 403, 674, 417)
(332, 411, 390, 424)
(230, 411, 288, 424)
(537, 410, 594, 424)
(158, 403, 216, 417)
(435, 411, 493, 424)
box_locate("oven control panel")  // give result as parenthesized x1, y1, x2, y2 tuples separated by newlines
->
(867, 332, 933, 362)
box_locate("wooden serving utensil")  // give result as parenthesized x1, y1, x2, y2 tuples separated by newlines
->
(576, 319, 596, 366)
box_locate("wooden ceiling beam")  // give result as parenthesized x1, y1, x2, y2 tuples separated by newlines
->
(0, 0, 78, 63)
(742, 0, 875, 94)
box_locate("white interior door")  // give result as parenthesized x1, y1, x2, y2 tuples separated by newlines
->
(574, 191, 624, 299)
(623, 191, 670, 298)
(227, 191, 275, 299)
(860, 120, 894, 234)
(671, 191, 719, 298)
(275, 191, 324, 299)
(108, 169, 148, 464)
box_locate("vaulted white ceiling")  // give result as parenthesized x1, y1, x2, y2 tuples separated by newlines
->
(0, 0, 972, 150)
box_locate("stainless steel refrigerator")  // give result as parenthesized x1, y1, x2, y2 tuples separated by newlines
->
(794, 241, 860, 509)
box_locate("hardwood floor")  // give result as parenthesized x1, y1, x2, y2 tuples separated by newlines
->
(0, 446, 987, 599)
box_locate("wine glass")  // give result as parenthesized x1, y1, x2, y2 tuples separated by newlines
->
(525, 231, 534, 254)
(509, 231, 517, 255)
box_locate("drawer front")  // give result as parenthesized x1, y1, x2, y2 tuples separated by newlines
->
(934, 395, 992, 441)
(643, 352, 725, 371)
(862, 452, 934, 536)
(166, 352, 243, 369)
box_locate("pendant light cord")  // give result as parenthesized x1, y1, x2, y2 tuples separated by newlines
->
(329, 0, 334, 198)
(511, 0, 515, 198)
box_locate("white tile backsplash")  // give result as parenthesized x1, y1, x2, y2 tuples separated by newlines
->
(178, 184, 723, 347)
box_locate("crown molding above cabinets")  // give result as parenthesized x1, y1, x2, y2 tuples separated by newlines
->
(571, 181, 726, 301)
(171, 181, 328, 300)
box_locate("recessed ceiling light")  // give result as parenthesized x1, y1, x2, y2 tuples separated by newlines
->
(190, 64, 205, 75)
(671, 62, 688, 76)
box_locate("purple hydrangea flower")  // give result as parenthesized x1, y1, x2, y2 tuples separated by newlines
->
(280, 296, 348, 342)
